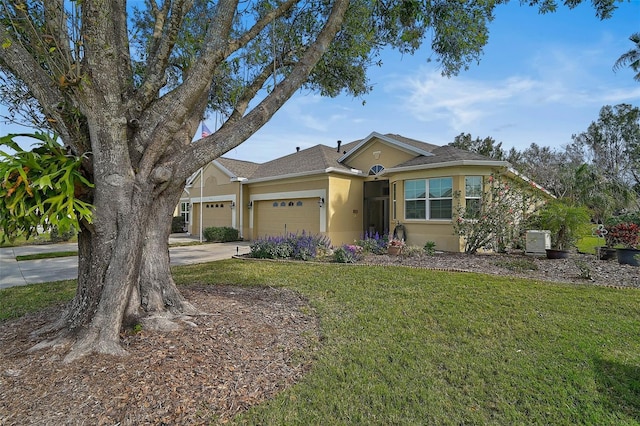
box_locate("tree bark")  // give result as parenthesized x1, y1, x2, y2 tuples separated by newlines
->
(32, 181, 204, 362)
(133, 184, 200, 328)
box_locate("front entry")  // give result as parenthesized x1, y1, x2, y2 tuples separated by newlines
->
(363, 180, 389, 238)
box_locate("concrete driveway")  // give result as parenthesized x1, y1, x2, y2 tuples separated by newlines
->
(0, 235, 251, 289)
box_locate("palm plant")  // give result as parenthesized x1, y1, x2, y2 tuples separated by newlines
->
(539, 201, 591, 251)
(614, 32, 640, 82)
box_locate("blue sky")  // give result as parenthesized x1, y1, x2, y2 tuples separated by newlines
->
(222, 0, 640, 163)
(2, 1, 639, 164)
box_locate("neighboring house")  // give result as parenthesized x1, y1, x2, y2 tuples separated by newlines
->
(179, 132, 549, 252)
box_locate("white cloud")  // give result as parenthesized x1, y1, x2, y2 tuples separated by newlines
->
(395, 70, 539, 128)
(281, 95, 328, 132)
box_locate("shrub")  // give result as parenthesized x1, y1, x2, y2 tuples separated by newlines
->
(49, 225, 76, 243)
(604, 214, 640, 247)
(249, 232, 331, 260)
(538, 201, 591, 251)
(333, 244, 363, 263)
(402, 245, 424, 257)
(289, 232, 331, 261)
(203, 226, 239, 242)
(605, 212, 640, 227)
(607, 222, 640, 248)
(423, 241, 436, 255)
(250, 236, 293, 259)
(357, 231, 388, 254)
(452, 173, 543, 254)
(171, 216, 186, 233)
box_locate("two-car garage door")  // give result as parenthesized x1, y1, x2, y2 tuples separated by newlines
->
(254, 198, 319, 237)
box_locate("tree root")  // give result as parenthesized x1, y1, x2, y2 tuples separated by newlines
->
(27, 304, 209, 362)
(138, 311, 208, 332)
(28, 335, 74, 353)
(63, 331, 129, 364)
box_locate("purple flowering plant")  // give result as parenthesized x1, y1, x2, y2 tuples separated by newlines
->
(357, 230, 388, 254)
(333, 243, 364, 263)
(249, 231, 331, 260)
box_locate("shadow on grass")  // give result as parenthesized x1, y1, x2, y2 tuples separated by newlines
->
(594, 357, 640, 421)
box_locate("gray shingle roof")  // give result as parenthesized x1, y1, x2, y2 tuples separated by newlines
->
(395, 145, 501, 167)
(249, 144, 354, 179)
(215, 157, 260, 179)
(216, 134, 500, 180)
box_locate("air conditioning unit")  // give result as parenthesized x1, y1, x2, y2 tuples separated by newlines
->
(525, 230, 551, 256)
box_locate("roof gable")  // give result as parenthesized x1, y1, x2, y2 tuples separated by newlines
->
(338, 132, 437, 163)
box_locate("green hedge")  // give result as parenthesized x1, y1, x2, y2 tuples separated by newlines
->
(171, 216, 186, 233)
(49, 225, 76, 242)
(203, 226, 239, 242)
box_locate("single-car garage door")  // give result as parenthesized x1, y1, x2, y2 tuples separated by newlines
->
(254, 198, 320, 237)
(201, 202, 232, 228)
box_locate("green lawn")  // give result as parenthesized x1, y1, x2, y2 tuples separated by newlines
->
(2, 260, 639, 424)
(0, 280, 77, 321)
(577, 235, 606, 255)
(0, 231, 77, 248)
(15, 251, 79, 261)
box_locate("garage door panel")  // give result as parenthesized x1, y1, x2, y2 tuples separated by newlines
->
(202, 203, 232, 228)
(255, 199, 319, 237)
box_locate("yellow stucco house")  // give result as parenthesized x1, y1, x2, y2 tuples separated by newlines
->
(179, 132, 546, 252)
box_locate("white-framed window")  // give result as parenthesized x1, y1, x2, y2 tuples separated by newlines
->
(465, 176, 483, 219)
(180, 201, 190, 224)
(369, 164, 385, 175)
(405, 177, 453, 220)
(392, 182, 397, 220)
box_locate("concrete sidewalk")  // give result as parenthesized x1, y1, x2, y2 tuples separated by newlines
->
(0, 234, 251, 289)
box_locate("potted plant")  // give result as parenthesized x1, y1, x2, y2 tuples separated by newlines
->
(387, 238, 405, 256)
(594, 223, 618, 260)
(538, 201, 590, 259)
(608, 222, 640, 266)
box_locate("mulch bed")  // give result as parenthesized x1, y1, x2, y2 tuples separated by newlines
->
(0, 285, 320, 425)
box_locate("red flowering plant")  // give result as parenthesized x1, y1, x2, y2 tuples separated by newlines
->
(607, 222, 640, 249)
(452, 173, 544, 254)
(388, 238, 406, 248)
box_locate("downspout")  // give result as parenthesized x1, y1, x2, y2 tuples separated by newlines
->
(199, 167, 203, 242)
(239, 180, 243, 239)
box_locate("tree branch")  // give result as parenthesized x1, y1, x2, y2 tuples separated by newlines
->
(80, 0, 132, 107)
(44, 0, 72, 62)
(174, 0, 351, 181)
(131, 0, 307, 176)
(229, 61, 277, 119)
(0, 25, 71, 143)
(225, 0, 298, 57)
(133, 0, 239, 177)
(136, 0, 192, 109)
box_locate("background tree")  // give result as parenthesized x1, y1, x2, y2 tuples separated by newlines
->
(569, 103, 640, 212)
(505, 142, 576, 198)
(0, 0, 621, 361)
(448, 133, 506, 159)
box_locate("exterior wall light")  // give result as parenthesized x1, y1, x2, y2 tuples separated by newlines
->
(318, 197, 325, 207)
(247, 201, 253, 209)
(230, 201, 235, 209)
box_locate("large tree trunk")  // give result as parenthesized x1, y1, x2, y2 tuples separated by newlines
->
(131, 184, 201, 330)
(33, 178, 199, 362)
